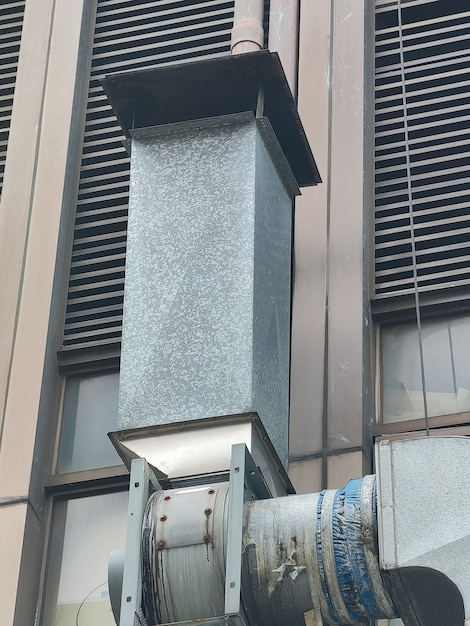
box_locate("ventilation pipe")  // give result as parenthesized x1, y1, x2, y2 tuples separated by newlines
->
(102, 52, 469, 626)
(231, 0, 265, 55)
(138, 474, 396, 626)
(231, 0, 300, 94)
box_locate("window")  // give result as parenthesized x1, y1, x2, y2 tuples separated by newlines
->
(57, 372, 121, 474)
(381, 315, 470, 422)
(374, 0, 470, 431)
(43, 491, 128, 626)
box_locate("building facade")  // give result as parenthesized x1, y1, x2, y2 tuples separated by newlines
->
(0, 0, 468, 624)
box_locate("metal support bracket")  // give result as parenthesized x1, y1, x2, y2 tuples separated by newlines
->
(119, 458, 161, 626)
(117, 446, 271, 626)
(225, 443, 271, 616)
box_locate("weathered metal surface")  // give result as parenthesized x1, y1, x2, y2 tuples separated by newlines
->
(242, 477, 397, 625)
(109, 413, 294, 497)
(118, 113, 294, 467)
(119, 459, 162, 626)
(225, 444, 271, 617)
(142, 483, 229, 624)
(102, 50, 320, 187)
(376, 436, 470, 625)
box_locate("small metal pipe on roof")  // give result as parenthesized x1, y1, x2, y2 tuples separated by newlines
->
(231, 0, 265, 54)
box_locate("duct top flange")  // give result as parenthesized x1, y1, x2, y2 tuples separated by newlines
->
(101, 50, 321, 188)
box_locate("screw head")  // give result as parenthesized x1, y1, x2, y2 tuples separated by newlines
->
(159, 515, 167, 522)
(208, 489, 215, 494)
(204, 508, 212, 516)
(163, 495, 171, 501)
(203, 533, 211, 543)
(157, 539, 166, 549)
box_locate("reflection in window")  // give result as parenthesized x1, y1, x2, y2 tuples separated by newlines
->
(381, 316, 470, 422)
(53, 491, 128, 626)
(57, 372, 121, 473)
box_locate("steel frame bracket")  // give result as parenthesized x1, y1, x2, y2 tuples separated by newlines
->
(224, 443, 271, 617)
(119, 458, 162, 626)
(117, 445, 270, 626)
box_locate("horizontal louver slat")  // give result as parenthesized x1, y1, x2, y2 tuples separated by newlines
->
(374, 0, 470, 298)
(0, 1, 24, 196)
(62, 0, 238, 350)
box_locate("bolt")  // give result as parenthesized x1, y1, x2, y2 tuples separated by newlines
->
(208, 489, 215, 494)
(204, 508, 212, 516)
(160, 515, 167, 522)
(164, 495, 171, 501)
(134, 482, 140, 487)
(157, 540, 166, 549)
(203, 533, 211, 543)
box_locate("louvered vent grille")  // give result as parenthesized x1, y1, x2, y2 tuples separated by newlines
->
(63, 0, 239, 351)
(0, 1, 24, 196)
(374, 0, 470, 299)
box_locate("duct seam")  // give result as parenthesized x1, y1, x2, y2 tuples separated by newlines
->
(360, 475, 397, 619)
(321, 489, 355, 623)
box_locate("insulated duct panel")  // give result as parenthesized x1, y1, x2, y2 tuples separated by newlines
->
(376, 436, 470, 626)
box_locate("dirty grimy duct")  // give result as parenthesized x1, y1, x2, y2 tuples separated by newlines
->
(101, 25, 470, 626)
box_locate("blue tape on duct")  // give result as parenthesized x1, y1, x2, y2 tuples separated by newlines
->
(316, 490, 337, 619)
(332, 478, 386, 621)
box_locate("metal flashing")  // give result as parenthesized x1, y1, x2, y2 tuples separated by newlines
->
(102, 50, 320, 187)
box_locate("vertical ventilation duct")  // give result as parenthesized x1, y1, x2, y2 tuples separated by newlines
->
(103, 51, 320, 469)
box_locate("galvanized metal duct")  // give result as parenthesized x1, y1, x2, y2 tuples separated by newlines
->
(139, 476, 397, 625)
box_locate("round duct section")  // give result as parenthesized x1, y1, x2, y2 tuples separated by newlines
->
(141, 482, 230, 624)
(137, 472, 397, 626)
(242, 475, 397, 625)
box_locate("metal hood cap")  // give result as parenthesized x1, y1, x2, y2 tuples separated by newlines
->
(101, 50, 321, 188)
